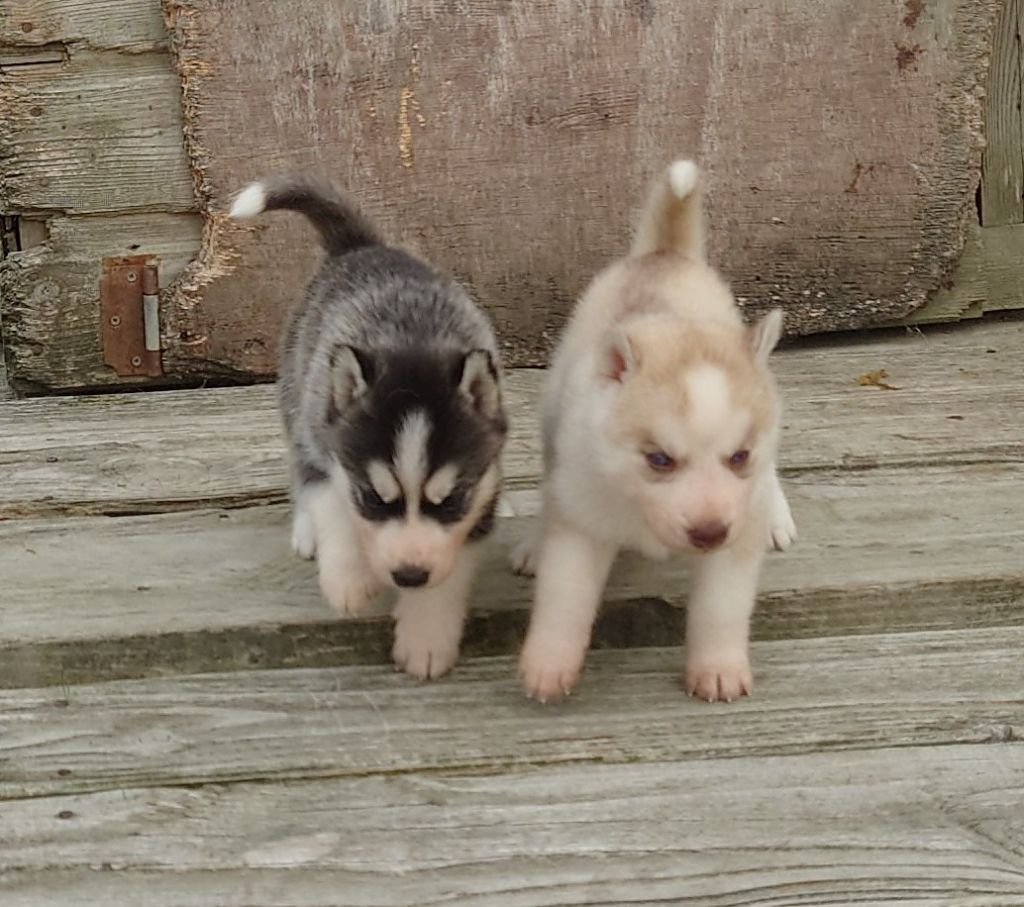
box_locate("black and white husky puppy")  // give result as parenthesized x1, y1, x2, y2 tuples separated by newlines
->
(230, 176, 507, 680)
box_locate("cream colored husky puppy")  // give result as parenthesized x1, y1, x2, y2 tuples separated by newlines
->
(515, 159, 796, 703)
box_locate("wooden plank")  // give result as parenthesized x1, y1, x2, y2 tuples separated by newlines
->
(981, 0, 1023, 225)
(979, 223, 1024, 311)
(0, 212, 202, 392)
(2, 457, 1023, 687)
(1, 627, 1022, 797)
(2, 743, 1024, 905)
(2, 319, 1022, 516)
(0, 0, 167, 51)
(897, 222, 1024, 324)
(0, 49, 195, 214)
(159, 0, 998, 378)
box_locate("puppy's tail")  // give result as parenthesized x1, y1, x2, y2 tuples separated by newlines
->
(631, 159, 705, 261)
(229, 175, 381, 257)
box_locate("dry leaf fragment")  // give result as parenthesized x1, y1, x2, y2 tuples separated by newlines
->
(856, 368, 900, 390)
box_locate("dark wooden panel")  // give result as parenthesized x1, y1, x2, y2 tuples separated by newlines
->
(159, 0, 998, 376)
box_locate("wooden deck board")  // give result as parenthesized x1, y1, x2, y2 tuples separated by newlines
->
(2, 321, 1023, 903)
(2, 319, 1024, 686)
(2, 459, 1023, 686)
(1, 628, 1022, 904)
(2, 627, 1021, 799)
(3, 744, 1024, 906)
(2, 319, 1022, 519)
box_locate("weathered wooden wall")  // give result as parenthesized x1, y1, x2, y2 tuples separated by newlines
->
(0, 1, 202, 393)
(0, 0, 1020, 392)
(158, 0, 999, 379)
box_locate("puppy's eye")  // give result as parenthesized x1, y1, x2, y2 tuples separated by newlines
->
(728, 449, 750, 470)
(421, 489, 467, 524)
(645, 450, 677, 473)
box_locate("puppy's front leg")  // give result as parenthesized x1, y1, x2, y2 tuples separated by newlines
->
(392, 545, 478, 680)
(684, 542, 765, 702)
(767, 467, 797, 552)
(520, 521, 617, 701)
(307, 482, 379, 617)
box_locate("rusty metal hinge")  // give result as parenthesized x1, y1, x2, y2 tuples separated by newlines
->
(100, 256, 163, 377)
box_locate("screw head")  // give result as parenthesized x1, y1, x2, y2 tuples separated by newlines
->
(126, 272, 137, 283)
(130, 356, 142, 367)
(109, 315, 121, 327)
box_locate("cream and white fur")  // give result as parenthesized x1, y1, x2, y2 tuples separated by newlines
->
(515, 160, 796, 703)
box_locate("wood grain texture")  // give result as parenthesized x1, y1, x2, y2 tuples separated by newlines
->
(0, 0, 167, 50)
(2, 629, 1023, 904)
(981, 0, 1024, 225)
(160, 0, 998, 377)
(0, 50, 195, 215)
(2, 319, 1021, 518)
(1, 627, 1022, 797)
(3, 742, 1024, 906)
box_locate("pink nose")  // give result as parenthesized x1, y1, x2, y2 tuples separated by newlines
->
(688, 521, 729, 551)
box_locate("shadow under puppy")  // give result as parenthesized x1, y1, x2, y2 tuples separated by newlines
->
(515, 159, 796, 703)
(230, 176, 507, 680)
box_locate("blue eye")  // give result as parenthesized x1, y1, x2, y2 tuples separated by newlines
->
(728, 449, 750, 469)
(645, 451, 676, 472)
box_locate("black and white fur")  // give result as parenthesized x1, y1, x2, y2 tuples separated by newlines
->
(230, 176, 507, 679)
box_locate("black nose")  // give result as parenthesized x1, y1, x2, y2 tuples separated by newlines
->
(688, 522, 729, 551)
(391, 565, 430, 588)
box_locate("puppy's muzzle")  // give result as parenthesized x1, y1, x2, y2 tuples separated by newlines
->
(687, 521, 729, 551)
(391, 565, 430, 588)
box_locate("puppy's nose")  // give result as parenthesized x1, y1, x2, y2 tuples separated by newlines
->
(391, 565, 430, 588)
(687, 521, 729, 551)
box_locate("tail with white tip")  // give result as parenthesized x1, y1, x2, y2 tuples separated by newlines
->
(229, 175, 381, 257)
(631, 159, 705, 261)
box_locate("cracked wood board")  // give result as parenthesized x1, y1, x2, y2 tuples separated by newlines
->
(159, 0, 998, 378)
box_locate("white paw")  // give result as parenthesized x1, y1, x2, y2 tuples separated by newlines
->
(519, 633, 587, 702)
(392, 609, 462, 680)
(768, 489, 797, 552)
(684, 651, 752, 703)
(291, 510, 317, 560)
(509, 537, 538, 577)
(319, 568, 377, 618)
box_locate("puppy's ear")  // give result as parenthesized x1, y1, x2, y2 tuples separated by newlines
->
(605, 327, 639, 382)
(328, 345, 374, 417)
(748, 309, 784, 366)
(458, 350, 502, 419)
